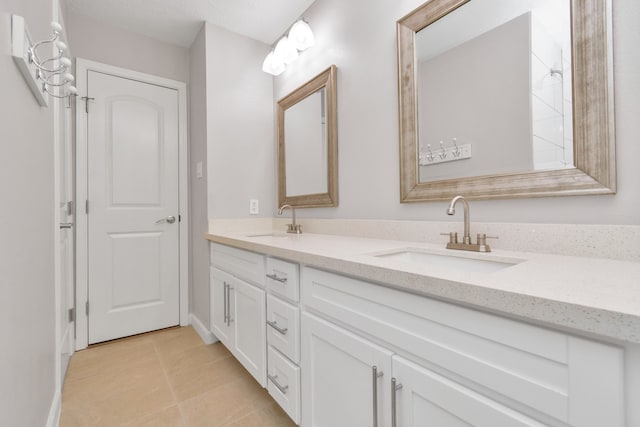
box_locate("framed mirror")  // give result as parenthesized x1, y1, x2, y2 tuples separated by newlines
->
(397, 0, 615, 202)
(278, 65, 338, 208)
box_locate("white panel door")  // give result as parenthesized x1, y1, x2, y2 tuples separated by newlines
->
(391, 356, 545, 427)
(87, 71, 179, 344)
(301, 312, 393, 427)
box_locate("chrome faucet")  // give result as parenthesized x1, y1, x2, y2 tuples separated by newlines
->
(278, 204, 302, 234)
(447, 195, 471, 244)
(443, 195, 496, 252)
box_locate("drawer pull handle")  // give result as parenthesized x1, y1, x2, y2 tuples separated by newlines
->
(268, 374, 289, 394)
(266, 273, 287, 283)
(267, 320, 288, 335)
(372, 366, 383, 427)
(391, 377, 403, 427)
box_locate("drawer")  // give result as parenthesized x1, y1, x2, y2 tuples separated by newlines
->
(265, 257, 299, 302)
(267, 294, 300, 364)
(302, 267, 624, 425)
(211, 243, 265, 287)
(267, 346, 300, 425)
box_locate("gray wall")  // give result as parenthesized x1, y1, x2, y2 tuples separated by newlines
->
(273, 0, 640, 225)
(66, 11, 189, 83)
(419, 13, 532, 181)
(206, 23, 275, 218)
(0, 1, 56, 425)
(189, 25, 210, 327)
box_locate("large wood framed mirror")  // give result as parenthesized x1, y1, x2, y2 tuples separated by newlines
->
(398, 0, 615, 202)
(278, 65, 338, 208)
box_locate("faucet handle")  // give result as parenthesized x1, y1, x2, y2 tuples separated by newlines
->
(476, 233, 498, 246)
(440, 232, 458, 244)
(287, 223, 302, 234)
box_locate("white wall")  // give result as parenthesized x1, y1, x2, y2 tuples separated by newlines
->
(273, 0, 640, 225)
(0, 1, 57, 425)
(189, 25, 210, 327)
(66, 11, 189, 83)
(206, 23, 275, 218)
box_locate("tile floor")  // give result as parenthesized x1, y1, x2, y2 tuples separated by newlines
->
(60, 326, 295, 427)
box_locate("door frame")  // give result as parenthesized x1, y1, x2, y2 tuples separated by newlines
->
(74, 58, 189, 350)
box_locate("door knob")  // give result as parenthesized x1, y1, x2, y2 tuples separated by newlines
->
(155, 215, 176, 224)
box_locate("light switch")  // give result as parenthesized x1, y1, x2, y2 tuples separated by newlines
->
(196, 161, 203, 178)
(249, 199, 259, 215)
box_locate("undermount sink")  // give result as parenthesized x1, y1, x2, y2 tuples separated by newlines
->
(372, 248, 521, 274)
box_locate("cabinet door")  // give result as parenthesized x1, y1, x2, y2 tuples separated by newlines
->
(233, 278, 267, 386)
(391, 356, 544, 427)
(302, 312, 393, 427)
(210, 267, 234, 347)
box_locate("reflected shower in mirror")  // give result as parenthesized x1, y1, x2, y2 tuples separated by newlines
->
(416, 0, 572, 183)
(278, 65, 338, 208)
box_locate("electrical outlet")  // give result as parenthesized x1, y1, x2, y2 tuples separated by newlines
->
(249, 199, 259, 215)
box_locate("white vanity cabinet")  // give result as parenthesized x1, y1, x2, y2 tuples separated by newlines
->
(391, 356, 546, 427)
(208, 241, 629, 427)
(301, 312, 393, 427)
(210, 243, 267, 386)
(301, 266, 625, 427)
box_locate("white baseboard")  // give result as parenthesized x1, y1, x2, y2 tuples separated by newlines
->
(190, 313, 218, 344)
(46, 389, 61, 427)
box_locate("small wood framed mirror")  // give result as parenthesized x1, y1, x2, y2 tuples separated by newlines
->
(277, 65, 338, 208)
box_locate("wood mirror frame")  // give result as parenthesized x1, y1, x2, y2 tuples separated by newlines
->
(278, 65, 338, 208)
(397, 0, 615, 202)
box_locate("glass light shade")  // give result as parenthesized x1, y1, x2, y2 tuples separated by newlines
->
(262, 51, 285, 76)
(60, 57, 72, 68)
(55, 40, 67, 52)
(289, 20, 315, 51)
(274, 37, 298, 64)
(67, 85, 78, 95)
(51, 21, 63, 34)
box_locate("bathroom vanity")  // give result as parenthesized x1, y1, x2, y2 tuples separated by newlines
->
(206, 231, 640, 426)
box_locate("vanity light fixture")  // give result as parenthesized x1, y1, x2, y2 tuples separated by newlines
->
(288, 19, 315, 50)
(12, 14, 77, 107)
(262, 19, 315, 76)
(275, 36, 299, 64)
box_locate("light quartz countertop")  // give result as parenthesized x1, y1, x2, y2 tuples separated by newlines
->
(205, 230, 640, 344)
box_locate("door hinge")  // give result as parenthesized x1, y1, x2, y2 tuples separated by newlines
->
(85, 301, 90, 315)
(179, 214, 181, 222)
(85, 200, 89, 214)
(68, 307, 76, 322)
(66, 201, 74, 216)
